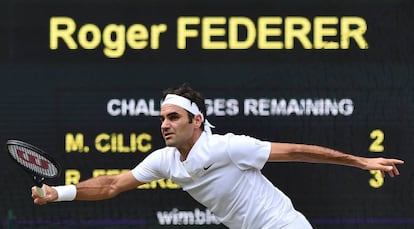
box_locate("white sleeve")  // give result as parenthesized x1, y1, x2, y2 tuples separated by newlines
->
(227, 134, 271, 170)
(131, 150, 165, 183)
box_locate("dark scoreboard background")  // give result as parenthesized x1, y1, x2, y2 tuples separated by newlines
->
(1, 0, 413, 228)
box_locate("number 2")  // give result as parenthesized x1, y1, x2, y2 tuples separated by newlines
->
(369, 129, 384, 152)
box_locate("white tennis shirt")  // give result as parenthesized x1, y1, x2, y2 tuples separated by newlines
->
(131, 132, 305, 228)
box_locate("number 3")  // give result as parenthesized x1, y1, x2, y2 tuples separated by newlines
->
(369, 170, 384, 188)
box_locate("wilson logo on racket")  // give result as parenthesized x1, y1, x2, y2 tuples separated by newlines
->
(16, 149, 50, 170)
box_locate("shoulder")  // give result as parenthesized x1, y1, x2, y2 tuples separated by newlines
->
(144, 146, 177, 162)
(206, 133, 269, 152)
(216, 133, 267, 145)
(220, 134, 271, 170)
(131, 147, 177, 182)
(204, 133, 235, 148)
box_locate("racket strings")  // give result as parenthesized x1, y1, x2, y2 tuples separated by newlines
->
(8, 145, 59, 177)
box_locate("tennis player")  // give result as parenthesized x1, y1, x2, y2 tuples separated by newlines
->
(32, 84, 404, 228)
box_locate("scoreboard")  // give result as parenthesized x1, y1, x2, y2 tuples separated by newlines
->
(0, 0, 413, 228)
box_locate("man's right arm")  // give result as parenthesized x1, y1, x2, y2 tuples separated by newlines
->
(32, 171, 143, 205)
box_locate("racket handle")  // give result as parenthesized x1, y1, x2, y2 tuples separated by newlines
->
(36, 185, 46, 197)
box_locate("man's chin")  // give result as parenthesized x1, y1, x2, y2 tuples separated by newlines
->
(164, 140, 175, 147)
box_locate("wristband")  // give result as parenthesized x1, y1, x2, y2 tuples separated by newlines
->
(53, 185, 77, 202)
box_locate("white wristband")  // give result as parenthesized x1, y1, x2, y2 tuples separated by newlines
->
(53, 185, 77, 202)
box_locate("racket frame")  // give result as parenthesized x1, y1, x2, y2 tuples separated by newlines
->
(6, 139, 61, 188)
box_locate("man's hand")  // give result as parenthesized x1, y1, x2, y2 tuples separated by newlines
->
(363, 157, 404, 177)
(31, 184, 58, 205)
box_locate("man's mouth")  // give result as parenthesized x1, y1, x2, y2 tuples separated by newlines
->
(164, 132, 173, 139)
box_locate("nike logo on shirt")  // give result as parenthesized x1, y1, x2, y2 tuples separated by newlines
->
(203, 164, 213, 170)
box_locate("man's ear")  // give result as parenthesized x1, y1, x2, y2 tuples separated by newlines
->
(194, 114, 203, 128)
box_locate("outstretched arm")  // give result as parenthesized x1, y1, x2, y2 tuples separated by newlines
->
(31, 171, 143, 205)
(268, 142, 404, 177)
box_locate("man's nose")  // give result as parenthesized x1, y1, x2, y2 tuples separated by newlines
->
(161, 119, 170, 129)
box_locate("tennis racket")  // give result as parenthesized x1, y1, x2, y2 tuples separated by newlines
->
(6, 140, 61, 197)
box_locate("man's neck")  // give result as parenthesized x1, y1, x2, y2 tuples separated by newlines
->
(178, 131, 203, 161)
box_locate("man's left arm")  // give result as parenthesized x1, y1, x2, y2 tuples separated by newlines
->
(268, 142, 404, 177)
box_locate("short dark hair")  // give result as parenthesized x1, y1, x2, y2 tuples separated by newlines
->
(162, 83, 206, 130)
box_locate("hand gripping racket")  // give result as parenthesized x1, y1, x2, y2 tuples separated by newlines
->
(6, 140, 61, 197)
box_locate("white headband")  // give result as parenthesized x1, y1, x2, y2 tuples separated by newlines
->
(162, 94, 215, 134)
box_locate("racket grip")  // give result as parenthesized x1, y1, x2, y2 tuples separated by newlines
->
(36, 185, 46, 197)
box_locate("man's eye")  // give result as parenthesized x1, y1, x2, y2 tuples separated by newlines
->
(170, 116, 179, 121)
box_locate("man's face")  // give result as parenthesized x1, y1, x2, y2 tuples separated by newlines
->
(160, 104, 200, 148)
